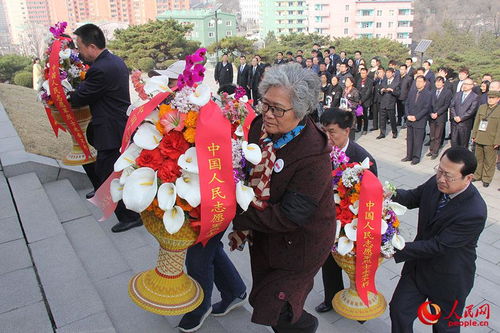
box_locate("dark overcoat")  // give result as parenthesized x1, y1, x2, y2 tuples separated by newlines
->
(233, 115, 335, 326)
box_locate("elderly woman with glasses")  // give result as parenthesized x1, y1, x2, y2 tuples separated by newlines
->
(230, 63, 335, 332)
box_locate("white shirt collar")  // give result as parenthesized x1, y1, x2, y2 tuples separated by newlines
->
(340, 139, 350, 153)
(448, 183, 469, 199)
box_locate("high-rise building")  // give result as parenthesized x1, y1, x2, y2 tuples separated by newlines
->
(156, 0, 190, 15)
(308, 0, 414, 47)
(3, 0, 51, 44)
(239, 0, 260, 24)
(0, 0, 11, 53)
(259, 0, 309, 39)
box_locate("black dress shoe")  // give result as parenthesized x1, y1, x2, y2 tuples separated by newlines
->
(401, 124, 407, 129)
(411, 160, 420, 165)
(401, 157, 411, 162)
(111, 218, 143, 233)
(376, 134, 385, 139)
(315, 302, 332, 313)
(355, 129, 362, 133)
(369, 128, 378, 131)
(426, 152, 433, 157)
(483, 182, 490, 188)
(86, 190, 96, 199)
(392, 133, 398, 139)
(362, 130, 368, 135)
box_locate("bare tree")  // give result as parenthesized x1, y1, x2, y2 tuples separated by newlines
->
(17, 23, 48, 58)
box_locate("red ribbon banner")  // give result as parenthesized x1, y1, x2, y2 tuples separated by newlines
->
(355, 170, 383, 307)
(48, 39, 91, 159)
(243, 103, 256, 141)
(196, 100, 237, 245)
(44, 106, 66, 137)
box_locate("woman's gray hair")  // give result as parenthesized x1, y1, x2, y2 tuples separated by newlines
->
(258, 63, 320, 120)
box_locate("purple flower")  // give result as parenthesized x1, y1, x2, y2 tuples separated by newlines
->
(185, 55, 194, 69)
(60, 71, 68, 80)
(49, 21, 68, 38)
(192, 64, 205, 82)
(177, 74, 186, 90)
(234, 86, 247, 99)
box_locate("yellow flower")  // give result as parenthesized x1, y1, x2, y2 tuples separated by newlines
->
(393, 218, 400, 228)
(350, 193, 359, 204)
(185, 111, 198, 128)
(159, 103, 172, 118)
(183, 127, 196, 143)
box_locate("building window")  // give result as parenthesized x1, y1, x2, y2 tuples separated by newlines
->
(359, 33, 373, 38)
(377, 10, 382, 16)
(298, 27, 303, 32)
(359, 9, 374, 16)
(226, 20, 232, 26)
(226, 30, 232, 36)
(397, 32, 410, 39)
(344, 17, 348, 23)
(388, 22, 393, 27)
(376, 22, 382, 28)
(387, 33, 393, 38)
(376, 33, 381, 38)
(398, 20, 412, 27)
(208, 21, 214, 27)
(315, 16, 322, 23)
(398, 9, 412, 15)
(208, 32, 214, 38)
(344, 28, 348, 35)
(345, 5, 349, 11)
(389, 10, 395, 16)
(359, 21, 373, 28)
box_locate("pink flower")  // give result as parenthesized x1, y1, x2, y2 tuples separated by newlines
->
(185, 55, 194, 69)
(160, 109, 187, 132)
(192, 64, 205, 82)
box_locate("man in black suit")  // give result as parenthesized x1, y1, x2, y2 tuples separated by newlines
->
(312, 43, 323, 59)
(397, 64, 414, 127)
(339, 51, 348, 65)
(356, 68, 373, 134)
(315, 109, 377, 314)
(402, 76, 432, 165)
(450, 78, 479, 148)
(390, 147, 487, 333)
(405, 58, 415, 78)
(248, 56, 262, 105)
(377, 68, 400, 139)
(214, 53, 233, 86)
(274, 51, 286, 65)
(370, 67, 385, 132)
(70, 24, 141, 233)
(423, 60, 435, 89)
(428, 77, 453, 159)
(452, 67, 470, 96)
(236, 55, 251, 98)
(329, 46, 341, 69)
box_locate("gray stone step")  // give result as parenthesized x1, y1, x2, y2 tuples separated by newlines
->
(43, 179, 92, 223)
(8, 172, 64, 243)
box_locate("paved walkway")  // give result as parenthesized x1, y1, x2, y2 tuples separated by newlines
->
(0, 67, 499, 332)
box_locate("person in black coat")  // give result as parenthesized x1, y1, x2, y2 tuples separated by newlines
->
(450, 78, 479, 148)
(377, 68, 400, 139)
(397, 64, 414, 127)
(236, 55, 251, 98)
(390, 147, 487, 333)
(316, 109, 377, 314)
(355, 68, 373, 133)
(402, 76, 432, 164)
(428, 77, 453, 159)
(247, 56, 262, 106)
(370, 67, 385, 131)
(70, 24, 141, 233)
(214, 53, 234, 86)
(423, 60, 435, 89)
(324, 76, 343, 111)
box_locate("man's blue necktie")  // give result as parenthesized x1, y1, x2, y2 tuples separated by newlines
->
(435, 193, 450, 215)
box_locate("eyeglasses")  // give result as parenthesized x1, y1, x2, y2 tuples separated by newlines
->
(257, 100, 293, 118)
(433, 165, 461, 182)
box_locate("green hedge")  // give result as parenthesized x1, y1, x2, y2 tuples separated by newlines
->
(137, 57, 155, 72)
(13, 71, 33, 88)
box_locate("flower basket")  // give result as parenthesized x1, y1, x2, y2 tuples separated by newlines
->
(50, 105, 96, 165)
(128, 210, 203, 315)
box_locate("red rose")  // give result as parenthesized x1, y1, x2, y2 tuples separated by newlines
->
(136, 148, 164, 170)
(157, 158, 181, 183)
(339, 198, 350, 210)
(159, 131, 190, 160)
(339, 209, 354, 226)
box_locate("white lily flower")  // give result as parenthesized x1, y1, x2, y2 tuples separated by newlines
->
(61, 79, 74, 92)
(360, 157, 370, 169)
(42, 80, 50, 95)
(122, 167, 158, 213)
(178, 147, 199, 174)
(144, 75, 171, 95)
(337, 236, 354, 256)
(239, 95, 249, 103)
(344, 218, 358, 241)
(157, 183, 177, 211)
(133, 122, 163, 150)
(335, 220, 341, 241)
(349, 200, 359, 215)
(59, 48, 71, 59)
(162, 206, 185, 234)
(381, 219, 388, 234)
(334, 193, 341, 204)
(110, 178, 123, 203)
(234, 124, 244, 137)
(119, 166, 135, 185)
(145, 109, 160, 124)
(241, 141, 262, 165)
(189, 84, 211, 106)
(236, 180, 255, 211)
(114, 143, 142, 172)
(389, 202, 408, 216)
(391, 233, 406, 250)
(175, 171, 201, 207)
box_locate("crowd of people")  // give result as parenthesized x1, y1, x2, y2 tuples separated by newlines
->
(216, 46, 499, 186)
(67, 23, 495, 333)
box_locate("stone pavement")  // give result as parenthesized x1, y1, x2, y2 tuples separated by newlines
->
(1, 68, 500, 332)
